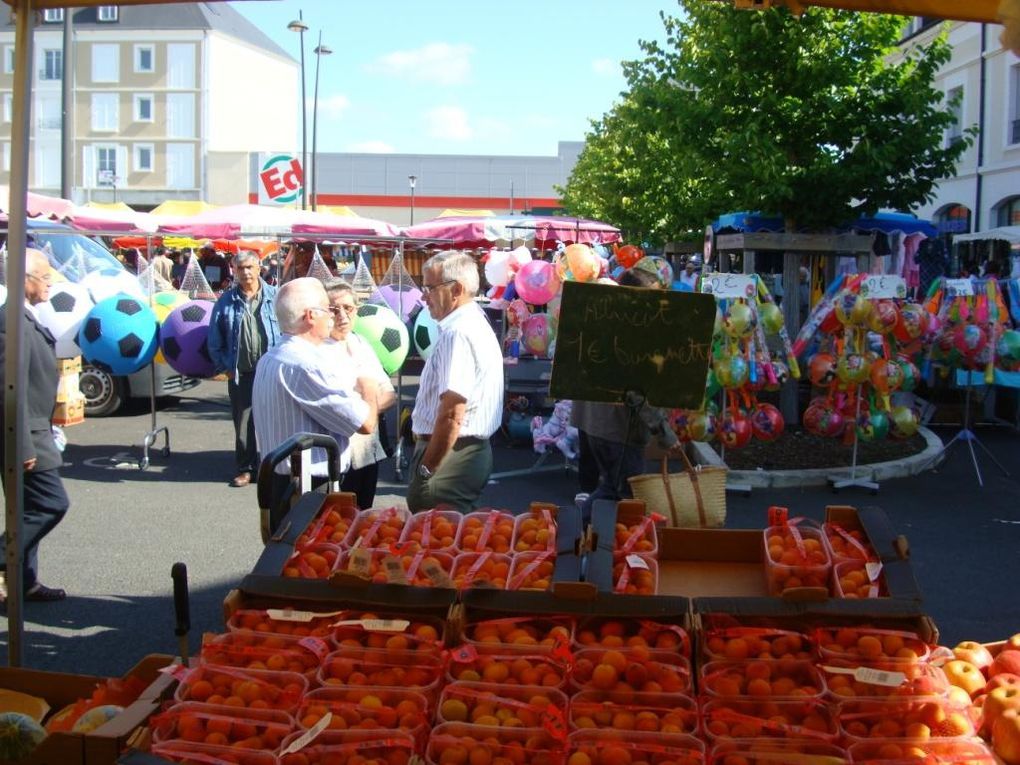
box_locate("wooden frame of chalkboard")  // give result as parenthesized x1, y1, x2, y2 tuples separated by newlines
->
(549, 281, 716, 409)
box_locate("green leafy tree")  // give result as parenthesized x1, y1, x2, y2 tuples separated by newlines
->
(562, 3, 972, 241)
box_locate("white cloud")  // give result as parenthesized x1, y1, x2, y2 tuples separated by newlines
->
(366, 43, 473, 86)
(346, 140, 396, 153)
(311, 94, 350, 120)
(426, 106, 472, 141)
(591, 58, 618, 76)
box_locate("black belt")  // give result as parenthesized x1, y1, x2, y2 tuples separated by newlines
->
(414, 434, 484, 445)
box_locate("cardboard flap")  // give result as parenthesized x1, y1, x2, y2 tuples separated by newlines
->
(461, 587, 688, 620)
(236, 573, 457, 615)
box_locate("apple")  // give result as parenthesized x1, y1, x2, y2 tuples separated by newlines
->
(982, 685, 1020, 736)
(987, 674, 1020, 695)
(946, 685, 974, 708)
(943, 659, 988, 697)
(991, 650, 1020, 678)
(953, 641, 995, 671)
(993, 707, 1020, 765)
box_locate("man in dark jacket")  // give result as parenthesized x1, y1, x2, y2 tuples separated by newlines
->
(207, 251, 281, 487)
(0, 248, 70, 603)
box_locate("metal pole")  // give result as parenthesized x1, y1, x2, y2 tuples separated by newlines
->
(311, 33, 330, 213)
(60, 7, 74, 200)
(4, 0, 36, 667)
(288, 12, 308, 210)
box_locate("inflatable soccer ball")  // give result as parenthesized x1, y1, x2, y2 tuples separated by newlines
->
(159, 300, 216, 378)
(151, 291, 189, 365)
(34, 281, 94, 358)
(81, 267, 145, 303)
(412, 307, 440, 360)
(78, 295, 158, 375)
(354, 303, 409, 375)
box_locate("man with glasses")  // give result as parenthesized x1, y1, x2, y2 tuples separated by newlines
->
(0, 249, 71, 604)
(208, 251, 281, 488)
(252, 278, 379, 529)
(407, 251, 503, 512)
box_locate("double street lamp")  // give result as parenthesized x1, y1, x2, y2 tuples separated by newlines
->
(287, 13, 309, 209)
(311, 35, 332, 212)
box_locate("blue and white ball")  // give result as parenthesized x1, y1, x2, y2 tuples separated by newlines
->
(78, 295, 158, 375)
(412, 307, 440, 360)
(34, 281, 94, 358)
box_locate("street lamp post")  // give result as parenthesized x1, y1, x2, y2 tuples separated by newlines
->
(287, 12, 309, 210)
(311, 33, 332, 212)
(408, 175, 417, 225)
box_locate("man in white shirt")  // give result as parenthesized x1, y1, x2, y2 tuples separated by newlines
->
(407, 251, 504, 512)
(253, 278, 379, 528)
(679, 258, 700, 290)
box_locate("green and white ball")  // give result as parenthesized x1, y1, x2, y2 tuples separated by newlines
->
(354, 303, 409, 375)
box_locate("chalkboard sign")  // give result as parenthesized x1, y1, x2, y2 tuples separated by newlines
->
(550, 281, 715, 408)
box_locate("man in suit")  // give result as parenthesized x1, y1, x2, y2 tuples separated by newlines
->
(0, 248, 70, 603)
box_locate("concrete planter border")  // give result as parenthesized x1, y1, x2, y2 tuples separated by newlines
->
(689, 427, 944, 489)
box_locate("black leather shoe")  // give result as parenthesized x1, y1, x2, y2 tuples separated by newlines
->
(25, 583, 66, 602)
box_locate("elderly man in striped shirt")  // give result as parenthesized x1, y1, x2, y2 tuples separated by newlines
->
(407, 251, 504, 513)
(253, 277, 379, 524)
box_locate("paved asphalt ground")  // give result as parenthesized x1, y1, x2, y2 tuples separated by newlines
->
(1, 379, 1019, 674)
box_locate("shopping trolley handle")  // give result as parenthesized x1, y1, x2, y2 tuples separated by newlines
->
(256, 432, 341, 512)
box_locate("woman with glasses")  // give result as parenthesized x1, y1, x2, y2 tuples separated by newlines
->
(323, 281, 396, 509)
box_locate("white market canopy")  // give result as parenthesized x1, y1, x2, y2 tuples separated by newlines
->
(953, 226, 1020, 244)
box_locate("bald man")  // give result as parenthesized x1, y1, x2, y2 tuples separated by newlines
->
(0, 248, 70, 604)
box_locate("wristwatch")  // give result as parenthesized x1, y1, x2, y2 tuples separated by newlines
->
(418, 463, 433, 478)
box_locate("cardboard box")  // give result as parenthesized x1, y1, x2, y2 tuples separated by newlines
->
(51, 396, 85, 427)
(0, 654, 175, 765)
(56, 357, 82, 376)
(56, 373, 80, 402)
(693, 610, 940, 647)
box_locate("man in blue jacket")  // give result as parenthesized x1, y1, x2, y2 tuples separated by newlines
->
(208, 251, 281, 487)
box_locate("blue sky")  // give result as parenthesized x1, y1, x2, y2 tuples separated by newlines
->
(230, 1, 676, 157)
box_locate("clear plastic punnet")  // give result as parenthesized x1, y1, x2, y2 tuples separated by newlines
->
(815, 627, 932, 665)
(201, 630, 331, 678)
(836, 697, 976, 743)
(701, 625, 815, 662)
(573, 616, 690, 657)
(436, 681, 569, 728)
(823, 520, 879, 565)
(295, 686, 430, 748)
(451, 551, 513, 590)
(612, 555, 658, 595)
(570, 647, 691, 695)
(173, 664, 308, 713)
(278, 729, 416, 765)
(446, 645, 568, 689)
(330, 612, 445, 654)
(317, 647, 445, 705)
(507, 550, 557, 591)
(821, 661, 950, 701)
(281, 543, 342, 579)
(295, 499, 359, 549)
(511, 507, 558, 554)
(342, 506, 411, 549)
(611, 515, 659, 558)
(456, 509, 517, 553)
(336, 548, 454, 588)
(763, 524, 832, 594)
(427, 722, 566, 765)
(709, 740, 848, 765)
(847, 739, 996, 764)
(568, 729, 704, 765)
(699, 659, 826, 700)
(569, 690, 697, 734)
(833, 560, 889, 599)
(397, 508, 463, 553)
(150, 700, 294, 751)
(700, 696, 839, 744)
(151, 740, 280, 765)
(462, 616, 574, 655)
(227, 608, 341, 639)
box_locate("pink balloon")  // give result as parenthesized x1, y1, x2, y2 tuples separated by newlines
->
(513, 259, 561, 306)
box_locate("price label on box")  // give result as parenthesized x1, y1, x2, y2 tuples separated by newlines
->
(700, 273, 756, 299)
(859, 275, 906, 299)
(945, 278, 974, 297)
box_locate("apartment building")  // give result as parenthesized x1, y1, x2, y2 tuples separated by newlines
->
(0, 3, 298, 208)
(899, 18, 1020, 235)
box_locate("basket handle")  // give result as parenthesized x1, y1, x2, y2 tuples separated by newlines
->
(659, 449, 708, 528)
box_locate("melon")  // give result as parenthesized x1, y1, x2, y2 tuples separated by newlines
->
(0, 690, 48, 723)
(0, 712, 47, 760)
(70, 704, 122, 734)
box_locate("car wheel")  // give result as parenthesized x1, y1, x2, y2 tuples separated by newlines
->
(80, 364, 125, 416)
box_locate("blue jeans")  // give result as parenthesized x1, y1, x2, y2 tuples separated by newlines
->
(581, 435, 645, 524)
